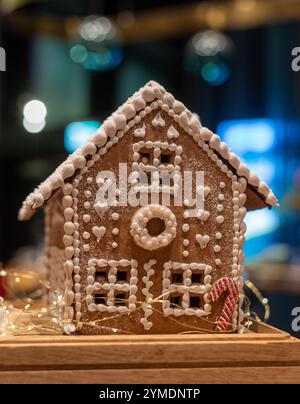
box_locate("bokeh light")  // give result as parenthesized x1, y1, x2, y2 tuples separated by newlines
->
(23, 118, 46, 134)
(217, 118, 276, 154)
(23, 100, 47, 124)
(64, 121, 100, 153)
(69, 44, 88, 64)
(185, 30, 235, 86)
(70, 15, 123, 72)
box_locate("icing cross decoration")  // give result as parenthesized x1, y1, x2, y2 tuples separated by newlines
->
(210, 277, 239, 331)
(152, 112, 165, 127)
(196, 234, 210, 249)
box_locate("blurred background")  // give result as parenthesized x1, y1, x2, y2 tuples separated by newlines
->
(0, 0, 300, 335)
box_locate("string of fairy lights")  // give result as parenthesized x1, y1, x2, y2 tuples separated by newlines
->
(0, 269, 270, 336)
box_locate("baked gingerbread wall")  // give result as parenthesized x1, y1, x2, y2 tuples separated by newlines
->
(44, 190, 66, 300)
(64, 106, 246, 334)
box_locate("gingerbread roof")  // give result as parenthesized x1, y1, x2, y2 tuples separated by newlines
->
(18, 81, 279, 221)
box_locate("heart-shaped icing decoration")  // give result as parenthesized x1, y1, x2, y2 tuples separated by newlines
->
(196, 209, 210, 224)
(196, 234, 210, 249)
(133, 124, 146, 137)
(197, 186, 211, 198)
(92, 226, 106, 242)
(167, 125, 179, 139)
(94, 202, 109, 218)
(152, 112, 165, 127)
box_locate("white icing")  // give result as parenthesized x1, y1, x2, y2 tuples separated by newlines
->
(112, 228, 119, 235)
(140, 259, 156, 330)
(92, 226, 106, 242)
(130, 205, 177, 251)
(167, 125, 179, 139)
(64, 222, 75, 235)
(195, 234, 210, 249)
(112, 212, 119, 220)
(64, 207, 74, 221)
(84, 201, 90, 209)
(217, 204, 223, 212)
(152, 112, 165, 127)
(183, 211, 190, 219)
(83, 231, 90, 240)
(182, 223, 190, 232)
(64, 323, 76, 334)
(94, 202, 109, 218)
(216, 215, 224, 224)
(133, 124, 146, 138)
(196, 210, 210, 224)
(83, 214, 91, 223)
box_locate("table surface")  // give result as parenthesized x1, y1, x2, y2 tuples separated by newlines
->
(0, 321, 299, 384)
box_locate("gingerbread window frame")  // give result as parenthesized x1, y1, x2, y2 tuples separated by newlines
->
(86, 259, 138, 314)
(131, 141, 182, 193)
(162, 261, 212, 317)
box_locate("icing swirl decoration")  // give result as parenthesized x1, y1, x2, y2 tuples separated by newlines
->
(130, 205, 177, 251)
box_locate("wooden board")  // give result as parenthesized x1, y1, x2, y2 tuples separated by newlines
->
(0, 322, 299, 384)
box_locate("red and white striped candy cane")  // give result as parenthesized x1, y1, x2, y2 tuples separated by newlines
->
(210, 277, 239, 332)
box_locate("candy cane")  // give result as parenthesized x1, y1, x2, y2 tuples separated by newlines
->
(210, 277, 239, 332)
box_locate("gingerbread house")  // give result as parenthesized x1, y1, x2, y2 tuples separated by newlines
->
(19, 81, 278, 335)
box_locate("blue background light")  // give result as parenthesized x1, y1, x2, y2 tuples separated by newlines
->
(217, 118, 276, 154)
(201, 62, 230, 86)
(217, 117, 283, 260)
(64, 120, 100, 153)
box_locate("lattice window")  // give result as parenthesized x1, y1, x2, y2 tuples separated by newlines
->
(131, 141, 182, 194)
(86, 259, 138, 314)
(162, 261, 212, 317)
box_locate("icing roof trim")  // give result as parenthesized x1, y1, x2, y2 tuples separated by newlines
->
(18, 80, 279, 221)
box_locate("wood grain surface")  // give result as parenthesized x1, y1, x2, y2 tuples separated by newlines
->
(0, 322, 299, 384)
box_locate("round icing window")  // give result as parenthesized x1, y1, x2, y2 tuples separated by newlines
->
(130, 205, 177, 251)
